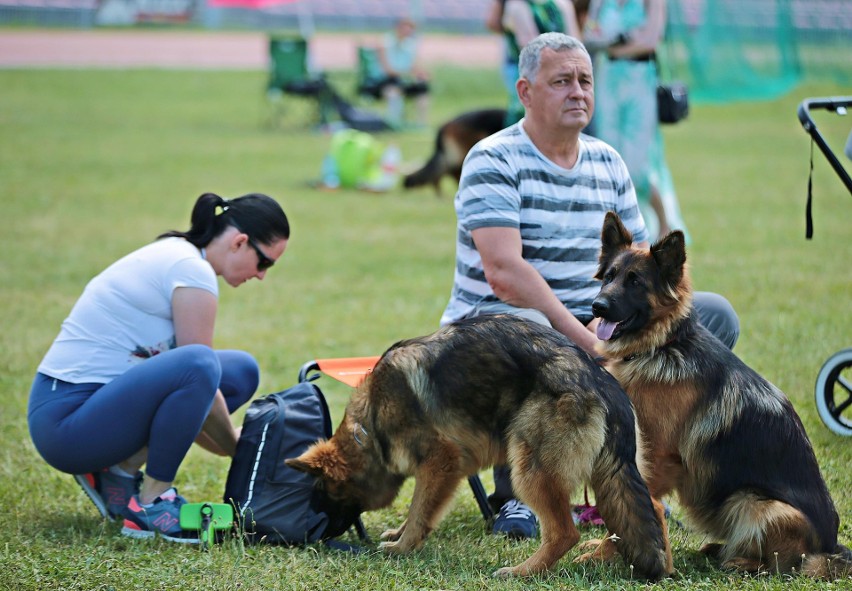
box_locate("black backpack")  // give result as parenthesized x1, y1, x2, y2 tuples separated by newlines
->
(223, 380, 367, 547)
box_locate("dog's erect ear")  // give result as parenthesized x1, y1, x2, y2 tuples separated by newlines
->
(650, 230, 686, 289)
(285, 440, 349, 482)
(601, 211, 634, 250)
(596, 211, 634, 279)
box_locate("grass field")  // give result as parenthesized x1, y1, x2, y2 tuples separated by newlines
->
(1, 61, 850, 590)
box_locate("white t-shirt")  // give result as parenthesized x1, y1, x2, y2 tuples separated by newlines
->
(38, 237, 218, 384)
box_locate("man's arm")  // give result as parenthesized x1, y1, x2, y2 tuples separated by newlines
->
(472, 226, 601, 356)
(606, 0, 666, 58)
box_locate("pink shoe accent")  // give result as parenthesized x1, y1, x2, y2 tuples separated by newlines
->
(573, 504, 605, 526)
(122, 519, 143, 531)
(127, 496, 143, 513)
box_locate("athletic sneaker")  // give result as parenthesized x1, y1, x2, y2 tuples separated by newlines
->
(74, 470, 142, 521)
(121, 489, 199, 544)
(492, 499, 538, 539)
(572, 503, 605, 527)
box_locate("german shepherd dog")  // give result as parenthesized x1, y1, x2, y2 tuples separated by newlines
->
(287, 314, 668, 579)
(402, 108, 506, 195)
(585, 211, 851, 578)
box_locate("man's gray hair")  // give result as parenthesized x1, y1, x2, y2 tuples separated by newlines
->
(519, 32, 591, 82)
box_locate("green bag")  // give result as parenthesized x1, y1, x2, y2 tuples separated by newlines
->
(329, 129, 384, 188)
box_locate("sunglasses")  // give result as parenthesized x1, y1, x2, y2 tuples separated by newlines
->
(230, 221, 275, 272)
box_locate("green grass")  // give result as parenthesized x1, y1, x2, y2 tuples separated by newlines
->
(1, 60, 850, 590)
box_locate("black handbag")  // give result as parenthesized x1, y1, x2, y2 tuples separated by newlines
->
(657, 82, 689, 124)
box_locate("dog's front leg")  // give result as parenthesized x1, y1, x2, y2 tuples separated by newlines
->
(379, 445, 462, 554)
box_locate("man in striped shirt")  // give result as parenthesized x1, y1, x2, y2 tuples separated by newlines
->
(440, 32, 739, 538)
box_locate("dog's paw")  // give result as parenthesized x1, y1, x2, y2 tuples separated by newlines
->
(379, 539, 415, 554)
(380, 527, 403, 542)
(574, 551, 600, 564)
(492, 566, 518, 578)
(576, 538, 603, 553)
(379, 540, 401, 554)
(721, 557, 763, 573)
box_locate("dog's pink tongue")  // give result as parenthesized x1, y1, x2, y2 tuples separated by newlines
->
(596, 319, 618, 341)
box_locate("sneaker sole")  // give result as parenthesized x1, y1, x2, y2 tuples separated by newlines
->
(493, 527, 537, 540)
(74, 474, 111, 521)
(121, 525, 199, 544)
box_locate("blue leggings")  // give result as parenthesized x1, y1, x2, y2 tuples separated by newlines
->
(28, 346, 258, 483)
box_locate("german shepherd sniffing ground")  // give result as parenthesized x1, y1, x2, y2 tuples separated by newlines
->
(587, 211, 851, 579)
(402, 108, 505, 195)
(287, 314, 668, 579)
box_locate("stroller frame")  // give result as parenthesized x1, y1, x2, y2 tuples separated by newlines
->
(797, 95, 852, 436)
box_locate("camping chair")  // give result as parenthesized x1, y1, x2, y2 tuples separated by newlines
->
(298, 356, 495, 523)
(266, 36, 334, 128)
(355, 46, 385, 101)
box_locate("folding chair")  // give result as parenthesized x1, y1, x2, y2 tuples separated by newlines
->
(266, 36, 334, 128)
(298, 356, 494, 523)
(355, 46, 385, 101)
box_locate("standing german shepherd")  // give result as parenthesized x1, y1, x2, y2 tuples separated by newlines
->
(402, 108, 506, 195)
(287, 314, 669, 579)
(585, 211, 851, 578)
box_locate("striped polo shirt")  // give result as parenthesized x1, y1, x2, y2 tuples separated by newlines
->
(440, 121, 649, 326)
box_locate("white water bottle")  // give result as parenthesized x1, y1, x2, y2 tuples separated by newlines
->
(379, 144, 401, 190)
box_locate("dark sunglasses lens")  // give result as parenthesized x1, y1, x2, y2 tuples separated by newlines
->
(252, 241, 274, 271)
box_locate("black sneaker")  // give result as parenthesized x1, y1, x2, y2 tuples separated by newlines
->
(492, 499, 538, 539)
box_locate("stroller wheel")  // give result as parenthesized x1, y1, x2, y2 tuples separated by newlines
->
(815, 348, 852, 436)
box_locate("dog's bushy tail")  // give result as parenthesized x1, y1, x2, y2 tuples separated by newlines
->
(590, 389, 668, 580)
(403, 131, 445, 191)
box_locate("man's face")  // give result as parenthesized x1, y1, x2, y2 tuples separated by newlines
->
(519, 48, 594, 132)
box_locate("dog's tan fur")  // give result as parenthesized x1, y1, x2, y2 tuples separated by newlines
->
(287, 314, 669, 579)
(583, 212, 851, 579)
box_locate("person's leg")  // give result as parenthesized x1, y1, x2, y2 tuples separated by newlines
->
(216, 349, 259, 413)
(382, 82, 405, 128)
(617, 63, 658, 220)
(694, 291, 740, 350)
(29, 345, 221, 490)
(502, 60, 523, 127)
(413, 92, 430, 127)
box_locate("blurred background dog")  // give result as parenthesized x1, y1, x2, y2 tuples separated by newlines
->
(403, 108, 506, 196)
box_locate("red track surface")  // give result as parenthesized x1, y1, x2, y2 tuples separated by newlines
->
(0, 29, 501, 69)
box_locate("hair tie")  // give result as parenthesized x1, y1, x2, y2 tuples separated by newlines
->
(217, 198, 230, 215)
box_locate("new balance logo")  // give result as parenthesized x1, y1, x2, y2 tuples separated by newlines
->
(105, 486, 126, 506)
(153, 513, 179, 533)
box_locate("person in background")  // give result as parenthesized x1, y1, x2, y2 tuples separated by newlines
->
(487, 0, 580, 127)
(582, 0, 688, 240)
(373, 17, 431, 128)
(28, 192, 290, 543)
(441, 32, 739, 539)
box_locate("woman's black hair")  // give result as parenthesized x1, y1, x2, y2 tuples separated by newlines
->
(158, 192, 290, 247)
